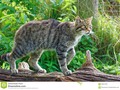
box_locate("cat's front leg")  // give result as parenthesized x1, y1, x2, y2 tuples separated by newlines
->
(67, 48, 76, 65)
(56, 48, 72, 75)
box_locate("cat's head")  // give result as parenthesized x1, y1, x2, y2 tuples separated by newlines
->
(75, 16, 93, 35)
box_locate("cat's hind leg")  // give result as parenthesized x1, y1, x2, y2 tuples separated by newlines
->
(1, 53, 18, 74)
(67, 48, 75, 65)
(1, 45, 26, 74)
(28, 50, 46, 73)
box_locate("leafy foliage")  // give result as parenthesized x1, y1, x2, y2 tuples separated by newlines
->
(0, 0, 120, 75)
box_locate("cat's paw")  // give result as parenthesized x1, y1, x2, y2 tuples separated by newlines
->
(64, 70, 72, 76)
(37, 69, 46, 73)
(10, 69, 18, 74)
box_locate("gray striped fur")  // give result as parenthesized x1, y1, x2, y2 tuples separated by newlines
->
(1, 16, 93, 75)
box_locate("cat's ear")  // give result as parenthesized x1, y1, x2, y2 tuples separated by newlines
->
(86, 16, 93, 24)
(75, 16, 82, 26)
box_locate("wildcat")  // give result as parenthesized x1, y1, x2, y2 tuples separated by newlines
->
(1, 16, 93, 75)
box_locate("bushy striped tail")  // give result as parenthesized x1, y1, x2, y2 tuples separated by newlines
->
(1, 53, 10, 61)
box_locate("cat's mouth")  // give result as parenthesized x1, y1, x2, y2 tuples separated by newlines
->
(86, 30, 94, 35)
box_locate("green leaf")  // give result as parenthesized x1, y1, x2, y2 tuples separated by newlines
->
(50, 0, 56, 4)
(57, 0, 64, 5)
(1, 24, 11, 31)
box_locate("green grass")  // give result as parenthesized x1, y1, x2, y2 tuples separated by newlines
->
(93, 14, 120, 75)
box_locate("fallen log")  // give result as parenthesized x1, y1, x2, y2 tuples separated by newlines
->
(0, 50, 120, 81)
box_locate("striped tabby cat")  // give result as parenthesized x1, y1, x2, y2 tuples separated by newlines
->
(1, 16, 93, 75)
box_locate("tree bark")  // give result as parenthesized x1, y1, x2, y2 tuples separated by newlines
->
(0, 50, 120, 81)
